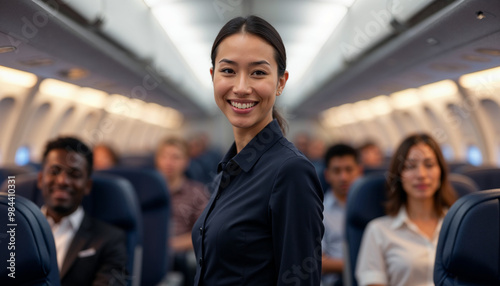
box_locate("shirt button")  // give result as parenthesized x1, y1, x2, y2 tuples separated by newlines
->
(199, 227, 203, 235)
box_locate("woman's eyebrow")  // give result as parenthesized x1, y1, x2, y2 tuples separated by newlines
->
(218, 59, 271, 66)
(249, 60, 270, 66)
(219, 58, 236, 64)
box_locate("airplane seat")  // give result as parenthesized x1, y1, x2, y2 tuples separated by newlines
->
(185, 159, 209, 184)
(97, 167, 171, 286)
(0, 173, 143, 286)
(0, 165, 37, 186)
(434, 189, 500, 286)
(448, 173, 480, 197)
(119, 154, 156, 169)
(458, 166, 500, 190)
(446, 161, 472, 173)
(362, 166, 388, 176)
(0, 192, 60, 285)
(344, 173, 387, 286)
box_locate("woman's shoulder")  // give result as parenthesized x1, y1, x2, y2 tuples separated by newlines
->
(274, 137, 310, 162)
(366, 215, 396, 232)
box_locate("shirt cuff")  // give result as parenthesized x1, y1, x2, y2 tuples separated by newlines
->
(357, 270, 387, 286)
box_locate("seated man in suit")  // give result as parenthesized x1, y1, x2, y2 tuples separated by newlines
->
(37, 136, 128, 286)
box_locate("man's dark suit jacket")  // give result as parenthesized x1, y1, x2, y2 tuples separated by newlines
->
(60, 213, 128, 286)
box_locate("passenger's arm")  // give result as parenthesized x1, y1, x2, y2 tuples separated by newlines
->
(355, 222, 387, 286)
(270, 156, 324, 286)
(170, 232, 194, 252)
(322, 254, 343, 273)
(93, 230, 129, 286)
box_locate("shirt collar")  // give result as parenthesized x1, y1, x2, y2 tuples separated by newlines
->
(42, 205, 85, 231)
(391, 206, 409, 229)
(390, 206, 447, 230)
(324, 190, 344, 209)
(217, 119, 283, 173)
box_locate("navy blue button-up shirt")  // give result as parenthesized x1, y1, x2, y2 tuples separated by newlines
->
(192, 120, 324, 285)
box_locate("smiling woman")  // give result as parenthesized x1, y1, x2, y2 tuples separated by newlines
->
(192, 15, 324, 286)
(356, 133, 457, 286)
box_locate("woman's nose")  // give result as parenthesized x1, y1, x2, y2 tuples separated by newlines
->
(233, 74, 251, 95)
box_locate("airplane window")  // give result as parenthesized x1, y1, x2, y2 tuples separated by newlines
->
(498, 146, 500, 166)
(466, 145, 483, 166)
(15, 146, 30, 166)
(440, 144, 454, 161)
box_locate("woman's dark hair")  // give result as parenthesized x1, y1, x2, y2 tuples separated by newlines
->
(211, 15, 288, 134)
(385, 133, 457, 216)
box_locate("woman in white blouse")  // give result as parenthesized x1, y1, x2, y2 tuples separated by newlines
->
(356, 133, 457, 286)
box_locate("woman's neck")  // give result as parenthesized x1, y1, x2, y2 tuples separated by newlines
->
(232, 119, 272, 153)
(406, 198, 438, 220)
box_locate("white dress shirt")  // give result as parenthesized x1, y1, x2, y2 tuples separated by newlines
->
(321, 190, 345, 285)
(355, 207, 444, 286)
(42, 206, 85, 270)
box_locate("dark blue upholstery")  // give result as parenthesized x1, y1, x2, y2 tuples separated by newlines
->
(98, 168, 170, 286)
(448, 173, 479, 197)
(0, 192, 60, 285)
(344, 173, 387, 286)
(0, 165, 36, 186)
(446, 161, 472, 173)
(459, 166, 500, 190)
(0, 173, 143, 286)
(119, 154, 156, 169)
(434, 189, 500, 285)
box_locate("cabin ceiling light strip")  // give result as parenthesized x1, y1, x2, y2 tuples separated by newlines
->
(77, 88, 108, 109)
(391, 88, 420, 109)
(369, 95, 392, 116)
(286, 4, 349, 84)
(459, 66, 500, 89)
(145, 0, 351, 91)
(0, 65, 38, 88)
(352, 100, 374, 121)
(419, 80, 458, 102)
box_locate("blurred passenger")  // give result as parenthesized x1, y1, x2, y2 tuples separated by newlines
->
(191, 15, 324, 285)
(308, 136, 328, 192)
(186, 133, 222, 185)
(155, 137, 209, 286)
(37, 137, 128, 285)
(322, 144, 362, 286)
(356, 133, 457, 286)
(93, 143, 119, 170)
(358, 141, 383, 168)
(293, 131, 311, 157)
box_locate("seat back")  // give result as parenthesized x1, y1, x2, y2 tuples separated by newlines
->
(459, 166, 500, 190)
(0, 173, 143, 286)
(0, 192, 60, 285)
(119, 154, 156, 169)
(0, 165, 36, 186)
(434, 189, 500, 285)
(98, 168, 170, 286)
(344, 173, 387, 286)
(448, 173, 480, 197)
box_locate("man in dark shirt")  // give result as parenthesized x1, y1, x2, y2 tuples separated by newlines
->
(37, 137, 128, 286)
